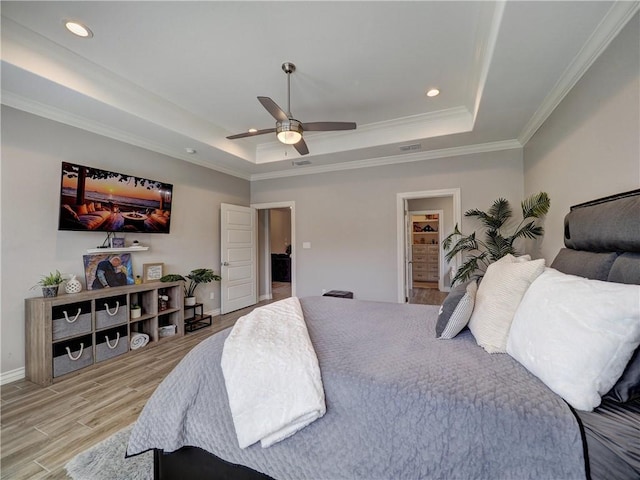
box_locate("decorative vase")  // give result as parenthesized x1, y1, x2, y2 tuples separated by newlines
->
(42, 286, 59, 298)
(185, 296, 196, 306)
(64, 275, 82, 294)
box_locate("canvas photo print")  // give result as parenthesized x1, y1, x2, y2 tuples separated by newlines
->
(84, 253, 134, 290)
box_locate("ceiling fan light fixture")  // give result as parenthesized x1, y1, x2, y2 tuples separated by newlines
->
(276, 119, 303, 145)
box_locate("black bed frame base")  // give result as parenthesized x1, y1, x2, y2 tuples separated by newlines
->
(154, 447, 274, 480)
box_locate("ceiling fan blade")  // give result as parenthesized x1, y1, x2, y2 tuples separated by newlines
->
(226, 128, 276, 140)
(301, 121, 356, 132)
(258, 96, 288, 122)
(293, 138, 309, 156)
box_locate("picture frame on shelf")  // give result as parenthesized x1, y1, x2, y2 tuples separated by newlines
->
(143, 263, 164, 283)
(110, 237, 125, 248)
(83, 253, 134, 290)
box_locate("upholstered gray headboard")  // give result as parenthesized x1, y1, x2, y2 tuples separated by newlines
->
(550, 189, 640, 284)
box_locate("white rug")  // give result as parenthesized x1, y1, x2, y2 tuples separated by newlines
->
(65, 424, 153, 480)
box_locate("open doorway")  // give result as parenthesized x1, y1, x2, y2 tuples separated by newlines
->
(252, 201, 295, 302)
(396, 189, 461, 304)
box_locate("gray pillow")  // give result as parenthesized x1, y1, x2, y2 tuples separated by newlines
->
(607, 252, 640, 285)
(550, 248, 618, 281)
(604, 347, 640, 403)
(436, 280, 477, 339)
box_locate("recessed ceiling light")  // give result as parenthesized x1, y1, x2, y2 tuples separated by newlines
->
(185, 148, 197, 154)
(426, 88, 440, 97)
(64, 20, 93, 38)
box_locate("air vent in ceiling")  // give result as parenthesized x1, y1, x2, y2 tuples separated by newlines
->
(400, 143, 422, 152)
(292, 160, 312, 166)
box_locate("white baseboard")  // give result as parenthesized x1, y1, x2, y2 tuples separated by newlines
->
(259, 294, 272, 301)
(205, 308, 221, 317)
(1, 367, 25, 385)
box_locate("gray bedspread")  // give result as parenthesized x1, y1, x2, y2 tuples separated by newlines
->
(127, 296, 586, 479)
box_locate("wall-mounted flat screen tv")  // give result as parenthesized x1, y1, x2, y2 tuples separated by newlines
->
(59, 162, 173, 234)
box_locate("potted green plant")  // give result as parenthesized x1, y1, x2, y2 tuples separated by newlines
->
(160, 268, 221, 306)
(32, 270, 65, 298)
(130, 304, 142, 319)
(443, 192, 550, 286)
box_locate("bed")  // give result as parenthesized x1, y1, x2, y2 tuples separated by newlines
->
(127, 190, 640, 480)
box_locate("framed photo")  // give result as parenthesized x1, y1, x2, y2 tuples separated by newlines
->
(143, 263, 164, 283)
(83, 253, 134, 290)
(110, 237, 125, 248)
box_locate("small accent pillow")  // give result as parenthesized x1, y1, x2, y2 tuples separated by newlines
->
(468, 257, 545, 353)
(604, 347, 640, 403)
(507, 268, 640, 411)
(436, 280, 477, 339)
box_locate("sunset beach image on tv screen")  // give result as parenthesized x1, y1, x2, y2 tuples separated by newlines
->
(58, 162, 173, 234)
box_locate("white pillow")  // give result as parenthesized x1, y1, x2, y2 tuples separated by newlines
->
(507, 268, 640, 411)
(468, 257, 545, 353)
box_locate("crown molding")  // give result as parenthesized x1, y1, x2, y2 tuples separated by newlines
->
(2, 90, 520, 184)
(518, 1, 640, 145)
(1, 91, 253, 180)
(255, 106, 473, 164)
(1, 17, 248, 160)
(250, 139, 522, 181)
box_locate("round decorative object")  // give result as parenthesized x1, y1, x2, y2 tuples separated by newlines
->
(65, 275, 83, 294)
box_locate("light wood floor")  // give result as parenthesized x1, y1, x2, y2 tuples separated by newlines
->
(1, 286, 292, 480)
(409, 286, 448, 305)
(0, 281, 448, 479)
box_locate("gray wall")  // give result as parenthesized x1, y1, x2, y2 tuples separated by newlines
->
(524, 13, 640, 262)
(1, 106, 250, 374)
(251, 148, 524, 302)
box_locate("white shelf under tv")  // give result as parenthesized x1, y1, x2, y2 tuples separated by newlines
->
(86, 246, 150, 254)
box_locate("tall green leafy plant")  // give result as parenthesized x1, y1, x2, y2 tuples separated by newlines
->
(443, 192, 550, 285)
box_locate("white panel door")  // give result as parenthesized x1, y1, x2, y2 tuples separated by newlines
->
(220, 203, 257, 314)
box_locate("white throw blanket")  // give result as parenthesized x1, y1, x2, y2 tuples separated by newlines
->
(221, 297, 326, 449)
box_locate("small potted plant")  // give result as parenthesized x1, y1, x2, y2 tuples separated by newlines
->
(130, 304, 142, 319)
(32, 270, 64, 298)
(161, 268, 221, 306)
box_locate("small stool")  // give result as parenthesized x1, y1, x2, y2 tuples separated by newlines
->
(323, 290, 353, 299)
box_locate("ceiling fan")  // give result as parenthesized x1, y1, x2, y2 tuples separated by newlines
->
(226, 62, 357, 156)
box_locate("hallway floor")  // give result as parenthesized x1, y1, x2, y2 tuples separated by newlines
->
(409, 287, 448, 306)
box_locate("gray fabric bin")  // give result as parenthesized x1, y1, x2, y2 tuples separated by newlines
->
(53, 335, 93, 378)
(52, 301, 92, 341)
(96, 295, 127, 329)
(95, 326, 129, 363)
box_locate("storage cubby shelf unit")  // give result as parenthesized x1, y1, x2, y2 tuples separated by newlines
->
(25, 280, 184, 386)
